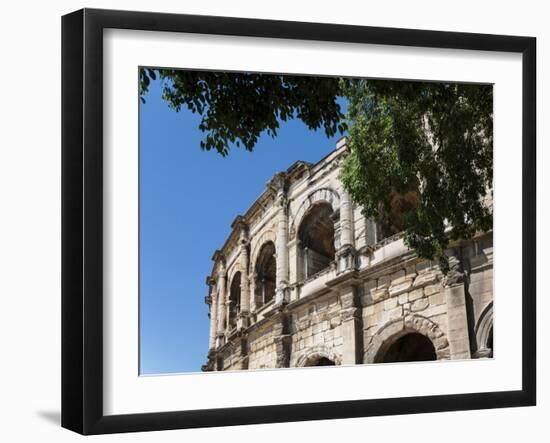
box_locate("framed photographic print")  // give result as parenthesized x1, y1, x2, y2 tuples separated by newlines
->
(61, 8, 536, 435)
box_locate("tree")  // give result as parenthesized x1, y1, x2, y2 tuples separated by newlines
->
(339, 79, 492, 271)
(140, 69, 492, 271)
(139, 68, 344, 156)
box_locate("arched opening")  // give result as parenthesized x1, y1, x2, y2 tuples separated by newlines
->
(228, 272, 241, 329)
(378, 333, 437, 363)
(305, 356, 336, 367)
(377, 187, 420, 240)
(312, 357, 335, 367)
(298, 203, 335, 279)
(255, 241, 276, 307)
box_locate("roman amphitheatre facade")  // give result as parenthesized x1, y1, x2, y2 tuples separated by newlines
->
(202, 137, 493, 371)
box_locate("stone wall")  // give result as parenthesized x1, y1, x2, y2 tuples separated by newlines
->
(289, 293, 344, 367)
(247, 324, 278, 370)
(362, 259, 451, 363)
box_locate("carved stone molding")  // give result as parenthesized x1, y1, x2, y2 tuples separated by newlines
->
(442, 255, 465, 287)
(250, 230, 277, 270)
(267, 172, 288, 197)
(336, 244, 356, 274)
(341, 306, 360, 322)
(289, 187, 341, 239)
(295, 345, 342, 367)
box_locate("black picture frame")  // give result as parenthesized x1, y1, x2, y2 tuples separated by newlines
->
(61, 8, 536, 435)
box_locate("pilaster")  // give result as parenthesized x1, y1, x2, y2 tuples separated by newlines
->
(206, 276, 217, 350)
(443, 255, 472, 359)
(271, 173, 289, 305)
(234, 217, 251, 329)
(336, 191, 356, 274)
(216, 265, 227, 348)
(339, 284, 363, 365)
(272, 312, 291, 368)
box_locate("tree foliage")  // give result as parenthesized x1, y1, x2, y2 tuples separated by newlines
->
(140, 68, 344, 156)
(140, 69, 493, 271)
(339, 79, 493, 271)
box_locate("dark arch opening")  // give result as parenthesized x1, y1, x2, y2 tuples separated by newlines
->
(255, 241, 276, 307)
(377, 186, 420, 240)
(228, 272, 241, 329)
(305, 356, 336, 367)
(298, 203, 335, 279)
(380, 333, 437, 363)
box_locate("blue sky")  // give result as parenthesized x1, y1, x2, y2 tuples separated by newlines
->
(139, 75, 345, 374)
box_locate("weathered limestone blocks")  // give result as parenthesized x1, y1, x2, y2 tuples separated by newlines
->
(411, 297, 429, 312)
(388, 272, 414, 297)
(289, 294, 345, 364)
(215, 245, 490, 370)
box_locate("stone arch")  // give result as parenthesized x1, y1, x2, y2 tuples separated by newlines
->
(250, 230, 277, 269)
(296, 345, 342, 367)
(290, 188, 340, 239)
(364, 314, 450, 364)
(226, 259, 241, 287)
(253, 241, 276, 307)
(381, 333, 436, 362)
(297, 202, 336, 279)
(475, 302, 493, 357)
(228, 271, 241, 329)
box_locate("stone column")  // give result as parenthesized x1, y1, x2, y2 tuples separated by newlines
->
(239, 229, 250, 316)
(207, 277, 217, 350)
(216, 267, 227, 346)
(339, 283, 363, 365)
(443, 255, 472, 359)
(225, 296, 231, 335)
(275, 194, 289, 305)
(249, 272, 257, 313)
(339, 190, 354, 248)
(287, 238, 298, 285)
(337, 190, 356, 274)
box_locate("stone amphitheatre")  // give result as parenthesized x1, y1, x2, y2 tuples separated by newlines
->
(202, 137, 493, 371)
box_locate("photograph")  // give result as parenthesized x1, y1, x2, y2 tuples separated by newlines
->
(1, 1, 543, 440)
(138, 68, 495, 374)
